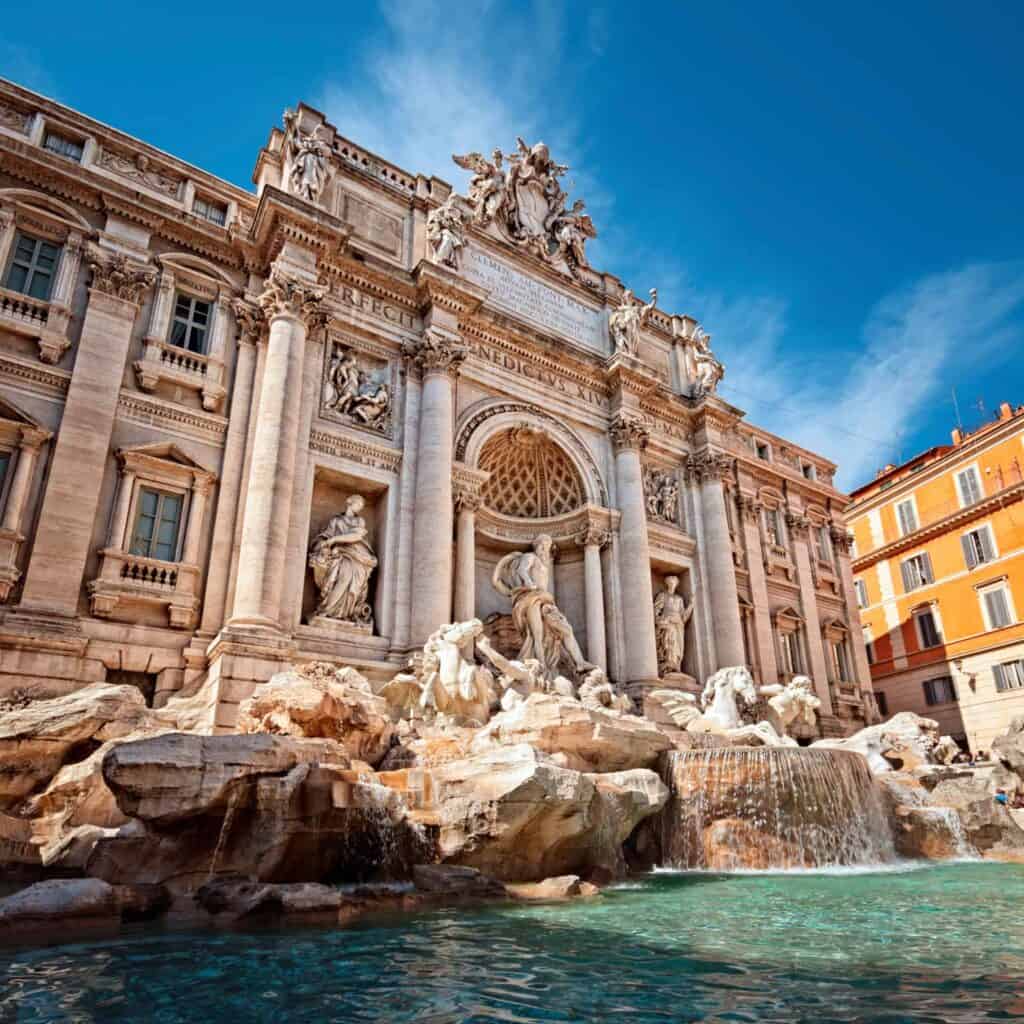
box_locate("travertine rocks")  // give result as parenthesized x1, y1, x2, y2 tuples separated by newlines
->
(0, 878, 169, 924)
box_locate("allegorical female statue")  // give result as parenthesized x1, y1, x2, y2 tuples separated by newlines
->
(308, 494, 377, 628)
(492, 534, 592, 680)
(653, 575, 694, 676)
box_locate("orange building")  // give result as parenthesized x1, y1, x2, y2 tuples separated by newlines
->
(847, 401, 1024, 753)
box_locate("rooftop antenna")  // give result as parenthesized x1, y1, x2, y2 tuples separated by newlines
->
(976, 396, 988, 425)
(952, 388, 964, 433)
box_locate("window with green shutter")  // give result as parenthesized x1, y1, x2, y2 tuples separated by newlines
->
(129, 487, 184, 562)
(4, 233, 61, 300)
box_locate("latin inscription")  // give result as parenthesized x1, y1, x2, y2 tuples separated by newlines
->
(336, 284, 418, 330)
(473, 342, 607, 409)
(462, 247, 606, 352)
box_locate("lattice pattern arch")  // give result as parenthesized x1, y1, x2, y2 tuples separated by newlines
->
(478, 426, 585, 518)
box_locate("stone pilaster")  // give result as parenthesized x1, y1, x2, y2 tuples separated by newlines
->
(405, 328, 466, 643)
(229, 270, 325, 629)
(19, 250, 154, 618)
(737, 492, 779, 682)
(787, 509, 834, 715)
(609, 413, 659, 683)
(832, 522, 874, 715)
(199, 301, 262, 635)
(688, 450, 746, 669)
(453, 486, 482, 622)
(579, 523, 611, 671)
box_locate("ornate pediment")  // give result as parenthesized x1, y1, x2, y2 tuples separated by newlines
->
(451, 140, 595, 278)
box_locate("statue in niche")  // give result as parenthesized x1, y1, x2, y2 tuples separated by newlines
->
(653, 575, 694, 676)
(323, 344, 391, 432)
(426, 194, 466, 270)
(307, 494, 377, 628)
(492, 534, 594, 682)
(644, 467, 680, 525)
(452, 149, 509, 225)
(609, 288, 658, 356)
(284, 111, 331, 203)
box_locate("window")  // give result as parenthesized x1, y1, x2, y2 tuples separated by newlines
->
(169, 293, 211, 354)
(913, 607, 942, 649)
(831, 640, 851, 682)
(802, 463, 817, 480)
(43, 131, 84, 162)
(756, 442, 770, 461)
(961, 524, 997, 569)
(956, 466, 983, 508)
(979, 583, 1014, 631)
(780, 631, 803, 674)
(900, 552, 933, 592)
(129, 487, 184, 562)
(923, 676, 956, 705)
(765, 507, 784, 548)
(192, 196, 227, 226)
(994, 660, 1024, 693)
(864, 634, 876, 665)
(815, 525, 832, 563)
(4, 233, 61, 300)
(854, 578, 868, 609)
(850, 536, 858, 559)
(876, 691, 888, 716)
(895, 498, 918, 536)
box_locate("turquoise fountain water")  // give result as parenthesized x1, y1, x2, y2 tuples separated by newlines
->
(3, 863, 1023, 1022)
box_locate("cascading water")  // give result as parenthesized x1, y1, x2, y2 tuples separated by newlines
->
(658, 747, 896, 870)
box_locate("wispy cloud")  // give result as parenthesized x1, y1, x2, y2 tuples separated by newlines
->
(318, 1, 615, 234)
(712, 262, 1024, 488)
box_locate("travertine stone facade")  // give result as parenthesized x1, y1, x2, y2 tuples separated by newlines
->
(0, 80, 873, 736)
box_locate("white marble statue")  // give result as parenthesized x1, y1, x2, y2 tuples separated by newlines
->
(813, 711, 941, 774)
(644, 468, 680, 525)
(653, 576, 694, 676)
(700, 666, 758, 731)
(682, 328, 725, 398)
(577, 666, 633, 713)
(426, 194, 466, 270)
(382, 619, 499, 725)
(451, 149, 508, 225)
(759, 675, 821, 739)
(552, 200, 596, 271)
(609, 289, 658, 356)
(492, 534, 593, 681)
(307, 495, 377, 627)
(284, 111, 331, 203)
(506, 138, 568, 243)
(475, 633, 547, 700)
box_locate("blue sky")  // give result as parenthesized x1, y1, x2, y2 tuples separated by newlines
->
(3, 1, 1022, 488)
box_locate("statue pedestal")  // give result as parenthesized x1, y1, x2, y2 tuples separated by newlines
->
(660, 671, 698, 693)
(308, 616, 373, 640)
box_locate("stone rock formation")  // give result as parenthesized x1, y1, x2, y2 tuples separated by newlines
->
(993, 715, 1024, 776)
(470, 692, 671, 773)
(237, 663, 394, 766)
(0, 878, 169, 924)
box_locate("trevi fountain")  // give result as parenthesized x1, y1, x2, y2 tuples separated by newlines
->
(0, 85, 1021, 1022)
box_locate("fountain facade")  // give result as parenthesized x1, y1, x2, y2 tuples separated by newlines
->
(659, 747, 896, 870)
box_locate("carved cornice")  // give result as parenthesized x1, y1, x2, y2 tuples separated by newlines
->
(117, 392, 228, 446)
(231, 298, 264, 343)
(309, 427, 402, 474)
(737, 493, 764, 523)
(0, 351, 70, 398)
(87, 251, 155, 305)
(414, 259, 487, 317)
(402, 328, 467, 378)
(784, 510, 812, 538)
(829, 523, 853, 554)
(608, 412, 650, 453)
(686, 449, 735, 484)
(258, 270, 327, 328)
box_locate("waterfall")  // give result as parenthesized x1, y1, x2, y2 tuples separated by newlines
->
(658, 747, 896, 870)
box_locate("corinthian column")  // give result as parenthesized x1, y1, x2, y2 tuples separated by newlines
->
(406, 329, 466, 644)
(453, 486, 481, 622)
(229, 271, 325, 629)
(690, 451, 746, 668)
(579, 524, 611, 671)
(609, 414, 659, 682)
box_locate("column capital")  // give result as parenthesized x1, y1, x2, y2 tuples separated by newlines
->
(87, 251, 155, 305)
(453, 484, 483, 513)
(829, 523, 853, 553)
(191, 472, 216, 497)
(578, 524, 612, 549)
(231, 297, 265, 344)
(685, 449, 734, 484)
(403, 327, 467, 378)
(18, 425, 51, 450)
(608, 412, 649, 453)
(0, 205, 15, 230)
(258, 270, 328, 329)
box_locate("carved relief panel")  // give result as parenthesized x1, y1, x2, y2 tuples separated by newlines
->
(320, 337, 395, 439)
(642, 464, 682, 528)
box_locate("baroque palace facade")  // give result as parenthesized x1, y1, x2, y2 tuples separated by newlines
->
(0, 79, 874, 736)
(849, 402, 1024, 752)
